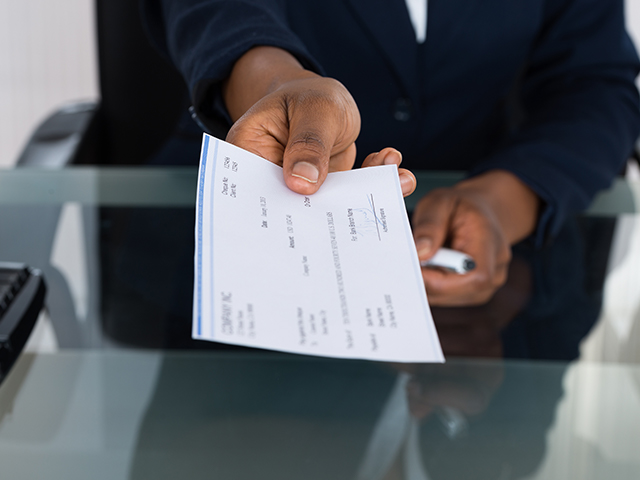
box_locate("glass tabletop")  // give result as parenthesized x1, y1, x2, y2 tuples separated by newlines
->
(0, 167, 638, 214)
(0, 166, 639, 479)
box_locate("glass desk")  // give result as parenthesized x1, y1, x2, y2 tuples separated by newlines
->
(0, 167, 639, 479)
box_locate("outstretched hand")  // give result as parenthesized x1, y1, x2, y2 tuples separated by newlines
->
(226, 75, 360, 195)
(223, 46, 415, 197)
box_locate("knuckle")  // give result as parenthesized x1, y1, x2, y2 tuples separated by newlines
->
(288, 131, 327, 157)
(295, 87, 340, 111)
(493, 269, 509, 288)
(472, 270, 491, 287)
(469, 289, 495, 306)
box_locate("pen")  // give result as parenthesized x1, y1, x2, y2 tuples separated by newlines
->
(420, 248, 476, 274)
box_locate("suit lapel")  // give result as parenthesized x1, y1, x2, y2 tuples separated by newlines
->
(345, 0, 420, 97)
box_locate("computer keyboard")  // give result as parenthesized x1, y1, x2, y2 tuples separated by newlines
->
(0, 263, 46, 382)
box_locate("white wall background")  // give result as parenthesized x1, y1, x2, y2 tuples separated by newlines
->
(0, 0, 97, 168)
(627, 0, 640, 56)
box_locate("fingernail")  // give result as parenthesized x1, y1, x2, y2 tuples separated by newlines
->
(291, 162, 319, 184)
(400, 173, 414, 193)
(416, 237, 433, 258)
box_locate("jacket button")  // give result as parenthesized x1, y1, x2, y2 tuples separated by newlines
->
(392, 98, 412, 121)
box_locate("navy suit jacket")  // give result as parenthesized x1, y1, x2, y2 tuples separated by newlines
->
(143, 0, 640, 242)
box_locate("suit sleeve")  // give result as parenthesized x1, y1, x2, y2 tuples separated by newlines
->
(141, 0, 324, 129)
(469, 0, 640, 245)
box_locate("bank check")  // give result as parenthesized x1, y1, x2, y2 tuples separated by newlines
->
(193, 134, 444, 363)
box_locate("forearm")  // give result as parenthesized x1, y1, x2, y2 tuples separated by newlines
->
(454, 170, 541, 245)
(223, 46, 319, 122)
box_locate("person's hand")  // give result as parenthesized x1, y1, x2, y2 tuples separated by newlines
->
(430, 255, 533, 357)
(413, 170, 540, 306)
(390, 256, 531, 419)
(362, 147, 416, 196)
(227, 74, 360, 194)
(223, 46, 415, 196)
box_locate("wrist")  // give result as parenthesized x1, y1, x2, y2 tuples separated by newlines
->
(223, 46, 319, 121)
(454, 170, 541, 245)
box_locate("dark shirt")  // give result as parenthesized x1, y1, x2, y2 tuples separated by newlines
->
(142, 0, 640, 243)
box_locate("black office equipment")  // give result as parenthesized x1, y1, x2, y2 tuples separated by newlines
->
(0, 263, 46, 382)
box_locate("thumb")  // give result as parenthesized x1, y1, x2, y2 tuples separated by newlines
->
(412, 190, 457, 262)
(282, 112, 336, 194)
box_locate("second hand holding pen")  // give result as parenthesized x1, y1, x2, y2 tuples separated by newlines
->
(420, 248, 476, 274)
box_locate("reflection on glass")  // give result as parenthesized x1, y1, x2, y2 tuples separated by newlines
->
(125, 217, 612, 479)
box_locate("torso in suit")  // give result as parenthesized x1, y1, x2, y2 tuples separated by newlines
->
(142, 0, 640, 239)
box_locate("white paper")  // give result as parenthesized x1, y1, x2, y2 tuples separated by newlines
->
(193, 134, 444, 363)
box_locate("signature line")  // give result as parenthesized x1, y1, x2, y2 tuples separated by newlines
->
(370, 194, 381, 241)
